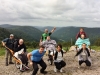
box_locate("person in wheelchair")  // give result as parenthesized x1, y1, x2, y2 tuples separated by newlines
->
(75, 34, 90, 52)
(14, 39, 29, 72)
(41, 36, 57, 65)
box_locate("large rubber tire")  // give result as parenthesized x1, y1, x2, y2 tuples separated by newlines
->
(49, 55, 53, 65)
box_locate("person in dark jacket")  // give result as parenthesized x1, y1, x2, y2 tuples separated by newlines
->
(75, 43, 91, 68)
(76, 28, 87, 39)
(54, 44, 66, 73)
(2, 34, 15, 66)
(14, 39, 29, 72)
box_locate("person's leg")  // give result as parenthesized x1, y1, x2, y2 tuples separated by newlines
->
(24, 52, 28, 66)
(54, 62, 61, 70)
(32, 62, 39, 75)
(60, 61, 66, 68)
(9, 51, 13, 64)
(78, 60, 84, 68)
(79, 60, 84, 66)
(39, 59, 47, 73)
(5, 49, 9, 66)
(85, 60, 91, 66)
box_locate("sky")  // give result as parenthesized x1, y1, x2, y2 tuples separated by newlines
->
(0, 0, 100, 27)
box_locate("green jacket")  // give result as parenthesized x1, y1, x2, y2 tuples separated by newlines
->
(42, 32, 52, 41)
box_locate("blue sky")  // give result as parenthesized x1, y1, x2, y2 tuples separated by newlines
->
(0, 0, 100, 27)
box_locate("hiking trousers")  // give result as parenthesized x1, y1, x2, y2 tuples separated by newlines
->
(32, 59, 47, 75)
(5, 49, 13, 65)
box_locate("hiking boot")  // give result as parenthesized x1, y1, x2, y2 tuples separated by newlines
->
(40, 71, 47, 74)
(54, 67, 57, 72)
(5, 63, 8, 66)
(60, 69, 63, 73)
(9, 62, 14, 64)
(78, 65, 81, 69)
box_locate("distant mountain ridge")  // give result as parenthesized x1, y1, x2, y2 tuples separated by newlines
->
(0, 24, 59, 41)
(0, 24, 100, 44)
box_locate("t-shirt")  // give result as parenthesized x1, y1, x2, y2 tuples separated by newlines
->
(56, 52, 63, 61)
(76, 32, 87, 39)
(31, 50, 45, 62)
(42, 32, 52, 41)
(81, 50, 88, 61)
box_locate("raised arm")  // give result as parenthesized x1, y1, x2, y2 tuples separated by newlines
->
(51, 27, 56, 33)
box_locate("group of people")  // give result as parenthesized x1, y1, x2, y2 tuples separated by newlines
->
(2, 27, 92, 75)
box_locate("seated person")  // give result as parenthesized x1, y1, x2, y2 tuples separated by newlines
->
(75, 43, 92, 68)
(75, 34, 90, 49)
(14, 39, 29, 72)
(40, 36, 57, 64)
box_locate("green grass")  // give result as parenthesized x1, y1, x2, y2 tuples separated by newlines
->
(0, 48, 5, 56)
(0, 46, 100, 56)
(0, 48, 35, 56)
(91, 46, 100, 51)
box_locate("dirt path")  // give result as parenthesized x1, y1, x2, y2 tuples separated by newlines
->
(0, 51, 100, 75)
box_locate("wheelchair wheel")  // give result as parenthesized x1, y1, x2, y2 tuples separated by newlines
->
(15, 61, 20, 69)
(14, 58, 22, 69)
(48, 55, 53, 65)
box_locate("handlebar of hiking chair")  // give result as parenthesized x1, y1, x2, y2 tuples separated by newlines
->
(4, 46, 21, 63)
(4, 45, 14, 56)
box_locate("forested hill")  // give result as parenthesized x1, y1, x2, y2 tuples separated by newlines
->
(0, 24, 100, 45)
(0, 24, 59, 42)
(52, 27, 100, 44)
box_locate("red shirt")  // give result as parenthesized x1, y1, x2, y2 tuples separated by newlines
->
(76, 31, 87, 39)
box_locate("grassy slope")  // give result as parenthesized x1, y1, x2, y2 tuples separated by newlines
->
(0, 46, 100, 56)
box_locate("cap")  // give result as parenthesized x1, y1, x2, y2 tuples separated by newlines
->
(10, 34, 14, 36)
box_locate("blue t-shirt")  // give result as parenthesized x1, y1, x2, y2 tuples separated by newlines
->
(31, 50, 45, 62)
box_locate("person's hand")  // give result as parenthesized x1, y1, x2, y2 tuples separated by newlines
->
(18, 45, 20, 47)
(30, 61, 33, 65)
(53, 27, 56, 30)
(21, 52, 24, 54)
(2, 43, 5, 47)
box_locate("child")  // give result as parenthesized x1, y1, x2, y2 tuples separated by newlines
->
(54, 44, 66, 72)
(76, 28, 87, 39)
(75, 43, 91, 68)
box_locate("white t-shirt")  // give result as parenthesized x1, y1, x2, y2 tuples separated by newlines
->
(81, 50, 88, 61)
(56, 52, 63, 62)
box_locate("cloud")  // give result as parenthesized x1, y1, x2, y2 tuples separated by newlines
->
(0, 0, 100, 27)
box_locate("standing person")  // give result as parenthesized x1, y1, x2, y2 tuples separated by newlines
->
(76, 28, 87, 39)
(54, 44, 66, 73)
(75, 43, 91, 68)
(40, 27, 56, 42)
(14, 39, 29, 72)
(2, 34, 15, 66)
(27, 45, 47, 75)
